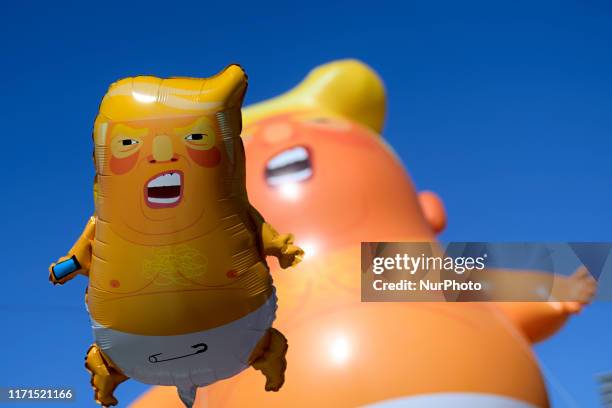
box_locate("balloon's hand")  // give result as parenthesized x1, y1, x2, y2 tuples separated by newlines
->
(279, 243, 304, 269)
(261, 223, 304, 269)
(49, 217, 94, 285)
(49, 252, 90, 285)
(560, 266, 597, 313)
(49, 255, 76, 285)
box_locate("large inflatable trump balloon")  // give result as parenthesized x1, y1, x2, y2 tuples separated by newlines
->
(49, 65, 303, 407)
(134, 60, 596, 407)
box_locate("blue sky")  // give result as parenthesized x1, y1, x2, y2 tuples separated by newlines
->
(0, 0, 610, 406)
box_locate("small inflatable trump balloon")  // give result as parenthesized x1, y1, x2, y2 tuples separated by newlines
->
(49, 65, 303, 407)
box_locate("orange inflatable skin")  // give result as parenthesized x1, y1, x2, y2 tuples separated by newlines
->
(133, 60, 593, 408)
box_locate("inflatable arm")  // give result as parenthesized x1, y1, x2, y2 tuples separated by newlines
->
(249, 206, 303, 269)
(495, 267, 596, 343)
(48, 216, 95, 284)
(497, 301, 576, 344)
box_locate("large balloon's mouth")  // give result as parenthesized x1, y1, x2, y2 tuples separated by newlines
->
(144, 171, 183, 208)
(265, 145, 313, 186)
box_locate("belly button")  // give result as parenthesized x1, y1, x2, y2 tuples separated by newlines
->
(110, 279, 120, 288)
(226, 270, 238, 279)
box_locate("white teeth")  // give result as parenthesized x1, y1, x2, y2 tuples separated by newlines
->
(267, 168, 313, 186)
(148, 197, 180, 204)
(146, 172, 182, 206)
(265, 146, 312, 186)
(147, 172, 181, 188)
(267, 146, 308, 170)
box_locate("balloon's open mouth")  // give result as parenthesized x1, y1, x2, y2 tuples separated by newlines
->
(265, 145, 312, 186)
(145, 171, 183, 208)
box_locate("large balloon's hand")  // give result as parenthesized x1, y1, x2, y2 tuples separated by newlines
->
(560, 266, 597, 314)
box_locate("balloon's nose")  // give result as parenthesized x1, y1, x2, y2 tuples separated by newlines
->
(152, 135, 174, 162)
(263, 122, 293, 144)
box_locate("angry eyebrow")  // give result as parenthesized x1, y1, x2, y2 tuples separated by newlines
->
(111, 123, 149, 138)
(174, 117, 216, 136)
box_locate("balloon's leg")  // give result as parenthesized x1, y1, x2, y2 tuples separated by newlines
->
(249, 327, 288, 391)
(177, 385, 197, 408)
(84, 344, 128, 407)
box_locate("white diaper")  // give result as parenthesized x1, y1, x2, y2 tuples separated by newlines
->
(363, 393, 538, 408)
(91, 292, 277, 389)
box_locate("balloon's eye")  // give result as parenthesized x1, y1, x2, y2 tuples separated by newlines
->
(121, 139, 139, 146)
(183, 131, 215, 151)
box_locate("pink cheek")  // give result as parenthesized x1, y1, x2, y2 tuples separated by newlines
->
(110, 153, 139, 174)
(187, 146, 222, 167)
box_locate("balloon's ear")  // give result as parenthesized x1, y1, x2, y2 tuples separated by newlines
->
(243, 59, 386, 134)
(418, 191, 447, 234)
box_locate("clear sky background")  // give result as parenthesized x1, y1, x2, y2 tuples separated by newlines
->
(0, 1, 610, 407)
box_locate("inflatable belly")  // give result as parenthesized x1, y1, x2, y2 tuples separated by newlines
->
(203, 251, 548, 408)
(88, 218, 277, 387)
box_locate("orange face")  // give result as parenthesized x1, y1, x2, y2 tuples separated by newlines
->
(92, 68, 247, 245)
(243, 111, 437, 253)
(96, 115, 230, 243)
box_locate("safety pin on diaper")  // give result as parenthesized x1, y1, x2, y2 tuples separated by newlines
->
(148, 343, 208, 363)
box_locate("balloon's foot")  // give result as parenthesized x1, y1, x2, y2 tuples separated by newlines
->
(250, 327, 288, 392)
(84, 344, 128, 407)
